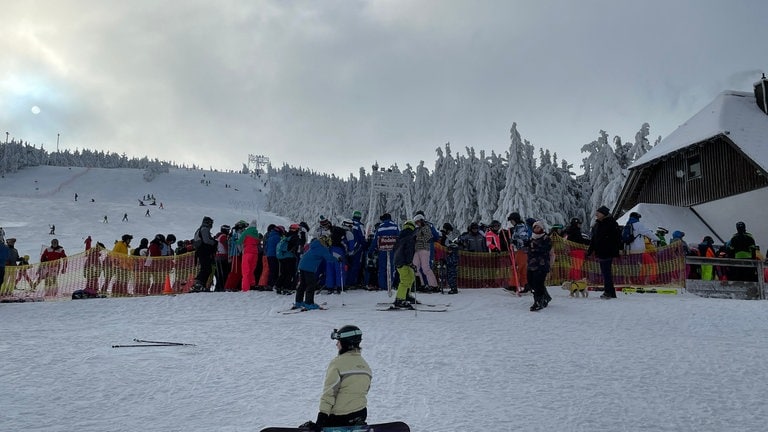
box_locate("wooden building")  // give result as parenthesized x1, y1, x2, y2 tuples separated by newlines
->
(614, 76, 768, 247)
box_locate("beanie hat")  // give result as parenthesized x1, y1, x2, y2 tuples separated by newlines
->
(508, 212, 521, 223)
(413, 214, 425, 222)
(532, 221, 545, 231)
(403, 220, 415, 230)
(352, 210, 362, 220)
(596, 206, 611, 216)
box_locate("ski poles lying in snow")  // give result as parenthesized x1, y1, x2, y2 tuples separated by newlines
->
(111, 338, 197, 348)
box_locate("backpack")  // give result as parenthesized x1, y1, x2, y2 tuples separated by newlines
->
(276, 236, 289, 257)
(193, 228, 203, 249)
(621, 223, 635, 245)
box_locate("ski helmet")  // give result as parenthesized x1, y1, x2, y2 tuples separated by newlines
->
(442, 222, 454, 233)
(331, 325, 363, 352)
(220, 224, 231, 234)
(736, 221, 746, 233)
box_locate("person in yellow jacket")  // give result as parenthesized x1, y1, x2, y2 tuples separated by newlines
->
(301, 325, 372, 431)
(109, 234, 132, 296)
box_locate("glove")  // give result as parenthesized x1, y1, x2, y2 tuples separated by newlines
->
(315, 412, 329, 430)
(298, 421, 320, 432)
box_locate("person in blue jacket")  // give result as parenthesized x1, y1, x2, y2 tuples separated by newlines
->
(368, 213, 400, 291)
(295, 237, 337, 310)
(264, 224, 282, 290)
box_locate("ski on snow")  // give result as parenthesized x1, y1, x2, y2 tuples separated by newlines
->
(375, 301, 450, 308)
(281, 302, 328, 314)
(376, 305, 448, 312)
(260, 421, 410, 432)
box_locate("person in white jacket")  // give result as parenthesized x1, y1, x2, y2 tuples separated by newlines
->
(626, 212, 656, 253)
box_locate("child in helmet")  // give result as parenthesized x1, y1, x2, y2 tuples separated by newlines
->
(301, 325, 372, 431)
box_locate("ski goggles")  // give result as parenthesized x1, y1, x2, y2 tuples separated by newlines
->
(331, 328, 362, 340)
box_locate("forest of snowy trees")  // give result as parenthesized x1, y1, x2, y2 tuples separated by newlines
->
(0, 121, 659, 232)
(0, 139, 239, 176)
(266, 123, 659, 231)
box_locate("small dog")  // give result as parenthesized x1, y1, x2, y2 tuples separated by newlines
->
(561, 280, 588, 298)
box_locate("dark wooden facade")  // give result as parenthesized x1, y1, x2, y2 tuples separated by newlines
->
(616, 134, 768, 214)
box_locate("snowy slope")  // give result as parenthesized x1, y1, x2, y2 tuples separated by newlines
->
(0, 166, 284, 262)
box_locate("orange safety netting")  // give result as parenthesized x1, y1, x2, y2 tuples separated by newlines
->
(1, 236, 687, 301)
(1, 249, 199, 301)
(436, 236, 686, 289)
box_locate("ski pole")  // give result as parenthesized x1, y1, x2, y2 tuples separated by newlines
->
(112, 343, 192, 348)
(133, 338, 197, 346)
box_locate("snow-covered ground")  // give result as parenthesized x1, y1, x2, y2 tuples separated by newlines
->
(2, 166, 767, 432)
(2, 289, 767, 432)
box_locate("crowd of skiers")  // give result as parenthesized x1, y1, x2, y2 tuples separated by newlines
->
(1, 207, 762, 306)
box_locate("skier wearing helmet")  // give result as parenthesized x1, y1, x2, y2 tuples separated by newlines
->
(300, 325, 372, 432)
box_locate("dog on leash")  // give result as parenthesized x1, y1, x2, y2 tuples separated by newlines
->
(561, 280, 588, 298)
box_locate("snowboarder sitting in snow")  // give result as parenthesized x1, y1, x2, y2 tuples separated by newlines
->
(300, 325, 372, 432)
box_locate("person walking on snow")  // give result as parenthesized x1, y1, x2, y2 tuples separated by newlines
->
(528, 221, 554, 311)
(300, 325, 371, 432)
(122, 213, 128, 222)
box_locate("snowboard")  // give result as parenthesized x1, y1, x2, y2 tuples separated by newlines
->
(260, 421, 410, 432)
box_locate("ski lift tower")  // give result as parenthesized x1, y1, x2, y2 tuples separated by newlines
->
(366, 164, 414, 232)
(248, 154, 270, 179)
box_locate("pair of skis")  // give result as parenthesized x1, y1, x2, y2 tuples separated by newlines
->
(281, 302, 329, 314)
(111, 338, 197, 348)
(375, 302, 449, 312)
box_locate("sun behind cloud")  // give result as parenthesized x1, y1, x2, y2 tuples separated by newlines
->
(31, 105, 41, 115)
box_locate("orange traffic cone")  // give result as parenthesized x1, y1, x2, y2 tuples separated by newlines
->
(163, 275, 174, 295)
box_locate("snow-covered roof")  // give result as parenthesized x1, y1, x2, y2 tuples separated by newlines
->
(616, 203, 719, 246)
(630, 90, 768, 171)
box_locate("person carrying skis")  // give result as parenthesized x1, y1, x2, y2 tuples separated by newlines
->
(300, 325, 372, 431)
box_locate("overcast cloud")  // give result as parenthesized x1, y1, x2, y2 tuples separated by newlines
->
(2, 0, 766, 176)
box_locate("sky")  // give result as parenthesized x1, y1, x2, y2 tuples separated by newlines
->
(2, 0, 767, 177)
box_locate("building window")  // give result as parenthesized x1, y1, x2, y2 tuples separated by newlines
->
(687, 154, 701, 180)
